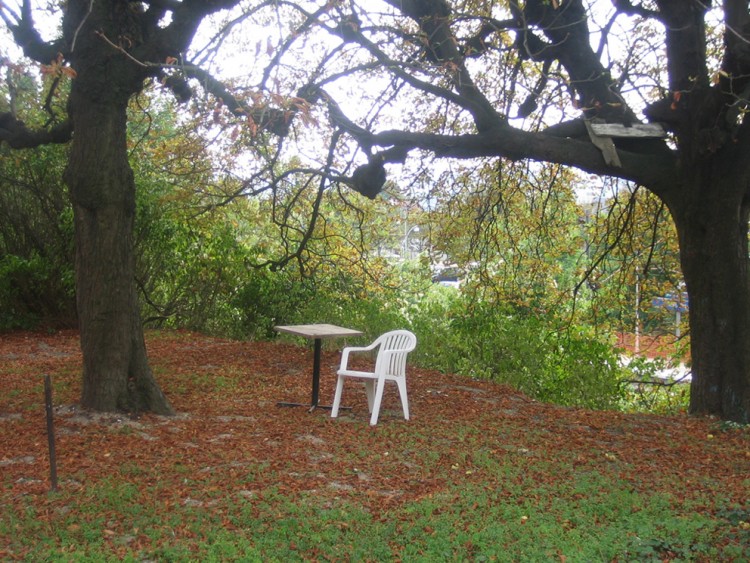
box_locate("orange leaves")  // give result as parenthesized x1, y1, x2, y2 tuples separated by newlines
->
(40, 53, 76, 80)
(670, 90, 682, 110)
(1, 329, 749, 559)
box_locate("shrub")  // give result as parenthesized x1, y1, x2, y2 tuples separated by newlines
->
(620, 356, 691, 414)
(409, 292, 626, 410)
(0, 253, 75, 330)
(231, 270, 317, 339)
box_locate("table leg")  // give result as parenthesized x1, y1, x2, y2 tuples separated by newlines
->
(277, 338, 326, 410)
(277, 336, 351, 412)
(311, 337, 322, 407)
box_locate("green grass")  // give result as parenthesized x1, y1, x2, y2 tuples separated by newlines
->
(2, 457, 745, 562)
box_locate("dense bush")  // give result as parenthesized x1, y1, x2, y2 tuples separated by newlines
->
(0, 253, 74, 330)
(0, 143, 76, 330)
(408, 292, 627, 410)
(135, 191, 248, 335)
(231, 269, 317, 339)
(232, 267, 410, 343)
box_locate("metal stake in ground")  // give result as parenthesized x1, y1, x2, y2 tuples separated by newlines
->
(44, 375, 58, 492)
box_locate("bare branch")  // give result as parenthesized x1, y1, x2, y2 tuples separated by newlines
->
(260, 2, 332, 89)
(459, 17, 520, 59)
(382, 0, 506, 131)
(70, 0, 94, 53)
(156, 0, 246, 58)
(181, 62, 299, 137)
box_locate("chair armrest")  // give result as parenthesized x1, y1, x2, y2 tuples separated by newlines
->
(339, 341, 379, 370)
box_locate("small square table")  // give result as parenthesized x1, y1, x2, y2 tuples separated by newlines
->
(274, 324, 363, 410)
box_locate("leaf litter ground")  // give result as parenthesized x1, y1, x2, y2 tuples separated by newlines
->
(0, 329, 748, 560)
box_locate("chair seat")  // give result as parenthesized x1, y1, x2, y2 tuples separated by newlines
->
(331, 330, 416, 425)
(338, 369, 391, 379)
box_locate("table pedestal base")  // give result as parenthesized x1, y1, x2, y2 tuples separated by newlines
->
(276, 401, 351, 412)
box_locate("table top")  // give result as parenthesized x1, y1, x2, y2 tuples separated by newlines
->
(274, 323, 364, 339)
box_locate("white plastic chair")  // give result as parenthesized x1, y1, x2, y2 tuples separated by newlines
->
(331, 330, 417, 425)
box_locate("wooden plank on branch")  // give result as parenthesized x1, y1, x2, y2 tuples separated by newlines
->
(585, 120, 621, 167)
(589, 122, 667, 138)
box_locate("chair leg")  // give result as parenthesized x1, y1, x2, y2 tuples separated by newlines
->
(364, 380, 375, 412)
(396, 378, 410, 420)
(370, 378, 386, 425)
(331, 375, 345, 418)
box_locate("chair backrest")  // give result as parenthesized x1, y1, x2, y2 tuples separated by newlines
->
(373, 330, 417, 378)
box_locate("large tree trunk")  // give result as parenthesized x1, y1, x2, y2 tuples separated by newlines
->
(63, 71, 173, 415)
(669, 164, 750, 424)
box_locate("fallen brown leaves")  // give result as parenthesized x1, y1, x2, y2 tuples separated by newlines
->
(0, 329, 748, 547)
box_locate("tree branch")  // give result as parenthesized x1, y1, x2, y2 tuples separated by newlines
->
(318, 15, 498, 130)
(516, 0, 637, 123)
(0, 113, 72, 148)
(374, 124, 670, 180)
(179, 63, 300, 137)
(460, 17, 520, 59)
(383, 0, 506, 132)
(154, 0, 246, 60)
(0, 0, 64, 63)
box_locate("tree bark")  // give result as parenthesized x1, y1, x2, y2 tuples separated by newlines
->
(62, 7, 173, 414)
(65, 96, 172, 414)
(668, 162, 750, 423)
